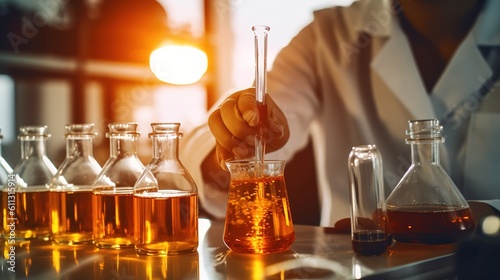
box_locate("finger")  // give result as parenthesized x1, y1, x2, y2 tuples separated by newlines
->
(266, 102, 290, 152)
(219, 96, 257, 142)
(208, 109, 251, 158)
(215, 141, 233, 170)
(238, 90, 260, 127)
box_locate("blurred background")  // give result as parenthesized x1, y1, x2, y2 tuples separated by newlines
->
(0, 0, 353, 167)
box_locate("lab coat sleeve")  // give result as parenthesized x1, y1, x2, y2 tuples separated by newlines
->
(266, 20, 322, 160)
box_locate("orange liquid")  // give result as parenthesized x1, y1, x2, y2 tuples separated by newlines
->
(224, 175, 295, 254)
(134, 191, 198, 255)
(92, 187, 135, 248)
(49, 189, 93, 244)
(2, 187, 51, 240)
(387, 205, 476, 244)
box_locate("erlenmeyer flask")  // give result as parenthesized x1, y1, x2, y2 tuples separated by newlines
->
(386, 119, 476, 244)
(5, 125, 58, 240)
(92, 122, 145, 249)
(48, 123, 102, 244)
(134, 123, 198, 256)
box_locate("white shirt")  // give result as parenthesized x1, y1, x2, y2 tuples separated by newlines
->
(181, 0, 500, 226)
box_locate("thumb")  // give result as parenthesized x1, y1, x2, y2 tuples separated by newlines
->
(238, 91, 259, 127)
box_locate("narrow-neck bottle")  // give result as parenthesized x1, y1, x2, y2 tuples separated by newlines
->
(49, 124, 102, 244)
(386, 119, 476, 244)
(4, 125, 57, 241)
(134, 123, 198, 255)
(92, 122, 144, 249)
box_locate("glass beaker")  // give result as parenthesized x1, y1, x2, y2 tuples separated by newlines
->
(348, 145, 388, 256)
(92, 122, 145, 249)
(223, 160, 295, 254)
(134, 123, 198, 256)
(48, 123, 102, 245)
(386, 119, 476, 244)
(0, 128, 13, 240)
(3, 125, 58, 240)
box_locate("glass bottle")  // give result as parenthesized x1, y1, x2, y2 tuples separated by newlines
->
(223, 160, 295, 254)
(386, 119, 476, 244)
(92, 122, 145, 249)
(48, 123, 102, 245)
(348, 145, 388, 256)
(134, 123, 198, 255)
(3, 125, 57, 240)
(0, 129, 14, 240)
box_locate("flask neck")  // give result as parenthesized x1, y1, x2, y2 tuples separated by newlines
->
(109, 137, 138, 157)
(152, 136, 178, 160)
(21, 139, 48, 158)
(410, 141, 440, 165)
(66, 138, 94, 158)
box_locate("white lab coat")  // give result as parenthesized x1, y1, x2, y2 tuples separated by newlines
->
(180, 0, 500, 226)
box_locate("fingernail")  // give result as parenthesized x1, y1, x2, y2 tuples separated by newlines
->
(242, 110, 259, 127)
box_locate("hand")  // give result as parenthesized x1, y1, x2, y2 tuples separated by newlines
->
(208, 88, 290, 169)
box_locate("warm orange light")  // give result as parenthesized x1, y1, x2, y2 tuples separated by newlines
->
(150, 45, 208, 85)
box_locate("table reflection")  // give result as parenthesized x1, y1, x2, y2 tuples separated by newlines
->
(0, 218, 457, 280)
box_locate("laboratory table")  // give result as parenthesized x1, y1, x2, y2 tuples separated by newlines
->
(0, 218, 458, 280)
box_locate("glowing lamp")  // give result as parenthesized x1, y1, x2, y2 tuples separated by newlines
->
(150, 45, 208, 85)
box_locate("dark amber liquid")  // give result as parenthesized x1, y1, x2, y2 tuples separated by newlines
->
(134, 191, 198, 255)
(92, 187, 135, 248)
(387, 205, 476, 244)
(49, 189, 93, 244)
(352, 230, 388, 256)
(2, 187, 51, 240)
(223, 175, 295, 254)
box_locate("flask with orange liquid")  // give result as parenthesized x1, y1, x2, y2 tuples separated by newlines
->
(49, 123, 102, 245)
(92, 122, 145, 249)
(133, 123, 198, 256)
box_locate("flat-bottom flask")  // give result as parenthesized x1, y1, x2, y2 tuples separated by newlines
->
(223, 160, 295, 254)
(48, 124, 102, 245)
(4, 126, 57, 241)
(386, 119, 476, 244)
(134, 123, 198, 256)
(92, 122, 145, 249)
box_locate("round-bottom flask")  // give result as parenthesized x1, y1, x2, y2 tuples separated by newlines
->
(386, 119, 476, 244)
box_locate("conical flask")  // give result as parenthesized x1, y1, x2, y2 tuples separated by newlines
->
(92, 122, 145, 249)
(5, 125, 58, 240)
(134, 123, 198, 255)
(0, 128, 14, 240)
(48, 123, 102, 244)
(386, 119, 476, 244)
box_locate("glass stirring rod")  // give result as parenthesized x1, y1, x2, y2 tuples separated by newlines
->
(253, 25, 270, 163)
